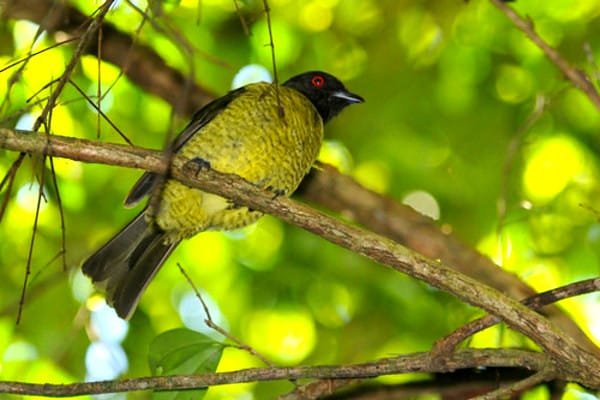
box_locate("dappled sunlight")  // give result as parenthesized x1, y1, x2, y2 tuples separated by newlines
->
(2, 0, 600, 397)
(495, 64, 533, 103)
(298, 1, 334, 32)
(397, 6, 443, 67)
(353, 159, 390, 193)
(178, 290, 229, 338)
(306, 280, 356, 328)
(523, 135, 591, 203)
(179, 231, 234, 277)
(85, 301, 129, 381)
(318, 140, 353, 174)
(233, 216, 284, 271)
(244, 308, 316, 365)
(206, 347, 262, 400)
(80, 55, 122, 84)
(16, 182, 48, 213)
(250, 20, 299, 69)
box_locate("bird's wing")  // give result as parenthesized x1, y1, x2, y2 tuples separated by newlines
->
(124, 86, 246, 207)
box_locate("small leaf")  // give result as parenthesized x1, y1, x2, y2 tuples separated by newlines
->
(149, 328, 224, 400)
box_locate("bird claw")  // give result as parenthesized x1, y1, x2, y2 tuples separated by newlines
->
(185, 157, 211, 176)
(266, 186, 285, 200)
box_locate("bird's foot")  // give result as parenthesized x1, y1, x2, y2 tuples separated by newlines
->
(185, 157, 211, 176)
(266, 186, 285, 200)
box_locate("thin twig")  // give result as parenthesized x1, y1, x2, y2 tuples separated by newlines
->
(176, 263, 277, 368)
(0, 154, 25, 222)
(497, 93, 546, 240)
(262, 0, 283, 117)
(432, 278, 600, 354)
(67, 79, 132, 144)
(233, 0, 250, 36)
(32, 1, 116, 132)
(47, 155, 67, 271)
(474, 369, 553, 400)
(96, 24, 103, 137)
(490, 0, 600, 111)
(17, 154, 46, 324)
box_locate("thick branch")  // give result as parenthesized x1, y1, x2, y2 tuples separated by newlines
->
(1, 128, 599, 388)
(299, 166, 600, 358)
(3, 0, 599, 357)
(0, 349, 548, 396)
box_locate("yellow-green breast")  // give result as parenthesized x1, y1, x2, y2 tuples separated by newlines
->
(152, 82, 324, 242)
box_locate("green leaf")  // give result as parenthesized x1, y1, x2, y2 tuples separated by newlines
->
(149, 328, 224, 400)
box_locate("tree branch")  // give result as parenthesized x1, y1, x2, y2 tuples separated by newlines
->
(490, 0, 600, 111)
(1, 128, 599, 389)
(3, 0, 599, 357)
(0, 0, 217, 115)
(432, 278, 600, 355)
(298, 165, 600, 358)
(0, 349, 548, 396)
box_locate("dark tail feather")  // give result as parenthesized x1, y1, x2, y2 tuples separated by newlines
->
(82, 212, 179, 319)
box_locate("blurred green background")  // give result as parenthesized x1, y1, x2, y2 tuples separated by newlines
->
(1, 0, 600, 398)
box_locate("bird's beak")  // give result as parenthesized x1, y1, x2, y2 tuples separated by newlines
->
(333, 91, 365, 104)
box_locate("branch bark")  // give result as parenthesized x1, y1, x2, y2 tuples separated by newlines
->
(1, 128, 599, 389)
(3, 0, 599, 358)
(0, 0, 217, 115)
(0, 349, 548, 396)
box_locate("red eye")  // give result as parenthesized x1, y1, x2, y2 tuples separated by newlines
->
(311, 75, 325, 88)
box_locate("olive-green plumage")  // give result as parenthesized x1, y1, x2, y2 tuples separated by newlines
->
(82, 71, 363, 319)
(154, 83, 323, 239)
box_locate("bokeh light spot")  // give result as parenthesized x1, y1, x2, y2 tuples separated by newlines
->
(352, 160, 390, 193)
(523, 135, 587, 203)
(232, 64, 272, 89)
(299, 1, 334, 32)
(13, 20, 44, 51)
(61, 181, 86, 211)
(251, 20, 299, 68)
(85, 341, 128, 381)
(181, 231, 232, 276)
(318, 140, 353, 173)
(402, 190, 440, 220)
(307, 281, 355, 328)
(398, 7, 443, 66)
(80, 55, 122, 83)
(16, 182, 48, 213)
(495, 64, 533, 103)
(3, 341, 38, 362)
(209, 347, 260, 399)
(71, 269, 94, 303)
(179, 290, 229, 339)
(562, 89, 600, 133)
(235, 217, 283, 271)
(85, 82, 114, 113)
(539, 0, 598, 23)
(90, 302, 129, 344)
(245, 308, 316, 365)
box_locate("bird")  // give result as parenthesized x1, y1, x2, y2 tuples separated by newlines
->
(82, 71, 364, 319)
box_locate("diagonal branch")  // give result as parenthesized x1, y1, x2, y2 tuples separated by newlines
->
(1, 128, 599, 388)
(3, 0, 599, 356)
(490, 0, 600, 111)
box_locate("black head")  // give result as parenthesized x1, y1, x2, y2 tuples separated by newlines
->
(283, 71, 364, 124)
